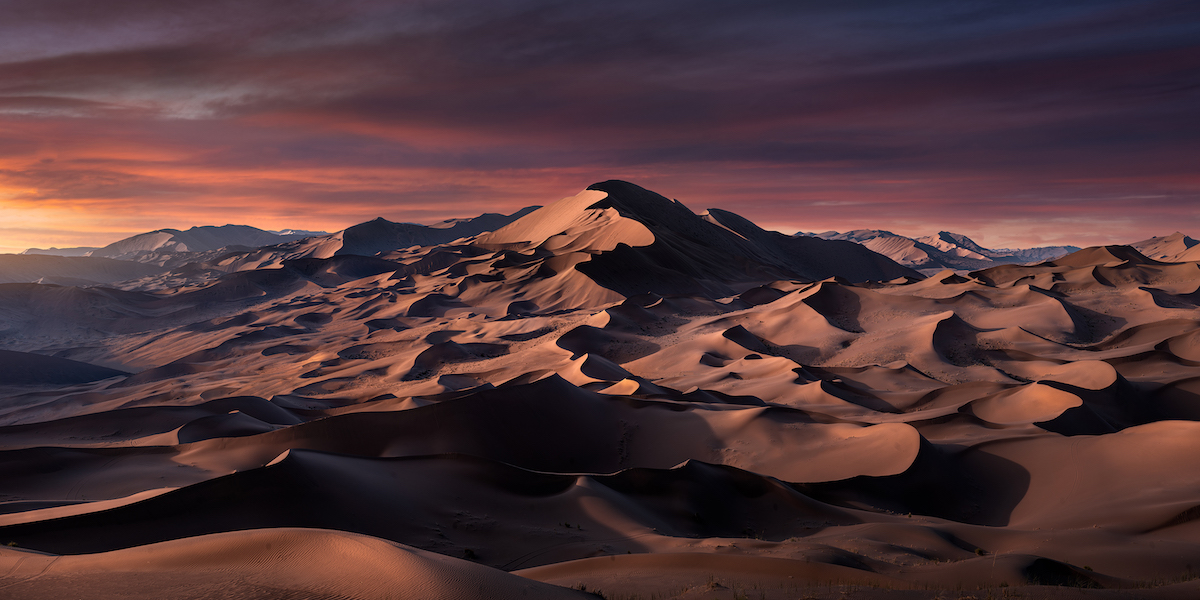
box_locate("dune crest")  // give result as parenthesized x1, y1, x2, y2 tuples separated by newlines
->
(478, 189, 655, 251)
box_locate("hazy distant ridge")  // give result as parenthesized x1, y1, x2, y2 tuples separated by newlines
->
(21, 247, 99, 257)
(0, 254, 166, 285)
(85, 225, 326, 264)
(797, 229, 1080, 274)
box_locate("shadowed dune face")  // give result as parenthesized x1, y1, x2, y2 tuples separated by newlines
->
(3, 182, 1200, 597)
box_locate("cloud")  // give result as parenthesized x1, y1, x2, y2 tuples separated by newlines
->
(0, 0, 1195, 248)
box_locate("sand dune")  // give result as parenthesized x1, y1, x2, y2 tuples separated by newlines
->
(2, 182, 1200, 597)
(0, 452, 862, 560)
(802, 229, 1079, 275)
(0, 350, 127, 385)
(477, 182, 918, 298)
(0, 528, 590, 599)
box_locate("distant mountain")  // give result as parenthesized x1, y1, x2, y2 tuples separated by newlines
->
(269, 229, 327, 237)
(235, 207, 541, 264)
(804, 229, 995, 272)
(21, 247, 99, 257)
(1132, 232, 1200, 262)
(115, 207, 542, 291)
(85, 225, 326, 265)
(918, 232, 1079, 264)
(798, 230, 1079, 274)
(917, 232, 993, 257)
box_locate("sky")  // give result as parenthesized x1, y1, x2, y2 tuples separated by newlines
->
(0, 0, 1197, 253)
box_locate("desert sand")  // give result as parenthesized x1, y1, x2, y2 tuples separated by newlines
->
(3, 181, 1200, 599)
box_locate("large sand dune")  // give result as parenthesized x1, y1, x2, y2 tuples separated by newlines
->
(802, 229, 1080, 275)
(3, 181, 1200, 598)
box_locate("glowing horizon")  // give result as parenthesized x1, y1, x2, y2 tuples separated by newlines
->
(1, 1, 1197, 255)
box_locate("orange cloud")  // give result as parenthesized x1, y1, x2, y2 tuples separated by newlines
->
(0, 1, 1196, 253)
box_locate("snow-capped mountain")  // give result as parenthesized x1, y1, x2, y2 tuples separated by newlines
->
(85, 225, 326, 265)
(797, 229, 1079, 274)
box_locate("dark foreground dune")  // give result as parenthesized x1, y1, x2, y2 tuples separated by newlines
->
(3, 182, 1200, 598)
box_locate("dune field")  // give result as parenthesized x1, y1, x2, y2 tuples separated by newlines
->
(3, 181, 1200, 599)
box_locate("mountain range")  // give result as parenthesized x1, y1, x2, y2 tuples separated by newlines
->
(797, 229, 1081, 274)
(3, 190, 1197, 295)
(2, 212, 546, 288)
(5, 189, 925, 291)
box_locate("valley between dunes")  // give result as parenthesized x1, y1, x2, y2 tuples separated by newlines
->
(4, 181, 1200, 599)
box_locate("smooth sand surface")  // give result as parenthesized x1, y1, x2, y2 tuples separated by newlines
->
(0, 528, 592, 599)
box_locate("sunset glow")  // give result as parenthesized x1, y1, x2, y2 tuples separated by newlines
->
(6, 4, 1200, 596)
(0, 0, 1197, 253)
